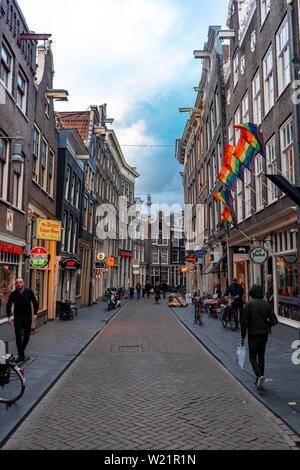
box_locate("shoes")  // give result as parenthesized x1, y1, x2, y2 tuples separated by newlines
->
(257, 376, 265, 391)
(16, 355, 25, 364)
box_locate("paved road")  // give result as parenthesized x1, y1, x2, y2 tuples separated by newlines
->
(3, 299, 298, 450)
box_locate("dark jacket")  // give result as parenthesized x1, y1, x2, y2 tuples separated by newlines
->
(241, 286, 278, 339)
(226, 283, 244, 299)
(7, 289, 38, 319)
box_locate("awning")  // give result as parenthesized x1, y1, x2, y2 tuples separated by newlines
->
(212, 255, 227, 274)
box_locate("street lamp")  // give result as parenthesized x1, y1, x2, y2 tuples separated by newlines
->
(0, 132, 24, 166)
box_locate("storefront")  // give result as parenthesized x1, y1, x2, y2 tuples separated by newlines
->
(273, 230, 299, 322)
(0, 240, 24, 319)
(59, 257, 81, 304)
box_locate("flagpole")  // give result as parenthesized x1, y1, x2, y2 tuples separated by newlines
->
(234, 227, 252, 243)
(230, 188, 256, 211)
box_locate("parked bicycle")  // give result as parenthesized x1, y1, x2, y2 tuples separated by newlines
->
(194, 297, 204, 326)
(0, 342, 25, 405)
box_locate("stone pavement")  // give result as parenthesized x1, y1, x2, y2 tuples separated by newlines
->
(0, 300, 123, 447)
(172, 304, 300, 437)
(2, 298, 299, 450)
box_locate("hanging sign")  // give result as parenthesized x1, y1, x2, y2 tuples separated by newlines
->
(30, 247, 50, 268)
(61, 258, 81, 271)
(36, 219, 62, 241)
(250, 248, 268, 265)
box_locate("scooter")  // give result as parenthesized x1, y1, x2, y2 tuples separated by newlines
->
(107, 293, 122, 311)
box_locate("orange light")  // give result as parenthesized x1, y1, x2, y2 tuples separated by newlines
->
(107, 257, 115, 268)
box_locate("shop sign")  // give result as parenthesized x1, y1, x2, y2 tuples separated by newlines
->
(30, 247, 50, 268)
(107, 257, 115, 267)
(233, 247, 250, 254)
(186, 255, 197, 265)
(195, 250, 208, 258)
(61, 258, 81, 271)
(133, 270, 140, 275)
(6, 209, 13, 232)
(96, 252, 106, 262)
(96, 262, 106, 269)
(181, 266, 190, 273)
(36, 219, 62, 242)
(120, 250, 134, 258)
(250, 248, 269, 265)
(0, 242, 22, 255)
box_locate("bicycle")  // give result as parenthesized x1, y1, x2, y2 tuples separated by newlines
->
(221, 302, 238, 331)
(0, 342, 25, 406)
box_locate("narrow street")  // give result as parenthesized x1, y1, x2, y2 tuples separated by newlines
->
(3, 299, 298, 451)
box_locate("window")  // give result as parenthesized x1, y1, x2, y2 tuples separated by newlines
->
(61, 212, 67, 252)
(255, 155, 264, 210)
(0, 139, 8, 200)
(263, 47, 274, 115)
(234, 108, 241, 145)
(40, 139, 48, 189)
(70, 174, 76, 205)
(72, 220, 78, 254)
(252, 71, 262, 125)
(47, 150, 54, 196)
(0, 41, 13, 91)
(244, 168, 252, 219)
(45, 96, 50, 117)
(75, 179, 80, 208)
(16, 70, 27, 113)
(241, 92, 249, 123)
(161, 249, 168, 265)
(13, 164, 23, 209)
(210, 105, 215, 140)
(237, 179, 243, 223)
(67, 216, 72, 253)
(233, 51, 239, 88)
(217, 140, 222, 175)
(89, 201, 94, 233)
(83, 196, 88, 230)
(208, 162, 212, 194)
(206, 118, 210, 147)
(228, 120, 234, 146)
(65, 167, 71, 200)
(215, 88, 220, 127)
(152, 249, 159, 265)
(260, 0, 270, 25)
(32, 126, 40, 180)
(276, 17, 290, 96)
(266, 138, 278, 204)
(280, 118, 295, 184)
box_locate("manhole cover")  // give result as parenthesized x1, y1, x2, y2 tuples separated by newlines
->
(110, 344, 145, 353)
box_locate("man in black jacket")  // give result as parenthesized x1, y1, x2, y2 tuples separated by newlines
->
(241, 285, 278, 391)
(225, 278, 244, 327)
(7, 278, 38, 363)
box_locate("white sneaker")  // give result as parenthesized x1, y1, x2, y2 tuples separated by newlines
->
(257, 376, 265, 391)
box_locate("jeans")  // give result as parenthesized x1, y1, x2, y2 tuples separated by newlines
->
(248, 334, 268, 378)
(14, 316, 32, 358)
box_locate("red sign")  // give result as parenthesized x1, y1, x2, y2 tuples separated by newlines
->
(61, 258, 81, 271)
(20, 34, 52, 41)
(120, 251, 134, 258)
(0, 242, 23, 255)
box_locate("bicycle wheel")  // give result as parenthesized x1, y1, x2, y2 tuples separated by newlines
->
(0, 364, 25, 405)
(230, 310, 238, 331)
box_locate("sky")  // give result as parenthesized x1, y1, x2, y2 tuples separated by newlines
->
(18, 0, 228, 206)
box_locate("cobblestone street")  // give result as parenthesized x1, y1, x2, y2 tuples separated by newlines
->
(3, 299, 299, 450)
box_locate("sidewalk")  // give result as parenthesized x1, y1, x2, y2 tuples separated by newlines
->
(0, 301, 127, 447)
(171, 304, 300, 437)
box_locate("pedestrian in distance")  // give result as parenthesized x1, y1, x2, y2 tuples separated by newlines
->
(154, 283, 161, 304)
(145, 281, 152, 299)
(7, 278, 38, 363)
(241, 285, 278, 391)
(225, 278, 244, 327)
(161, 282, 168, 300)
(136, 282, 142, 300)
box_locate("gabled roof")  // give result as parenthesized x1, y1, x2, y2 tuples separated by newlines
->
(56, 112, 91, 143)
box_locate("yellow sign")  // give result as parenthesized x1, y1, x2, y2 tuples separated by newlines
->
(107, 257, 115, 268)
(36, 219, 62, 242)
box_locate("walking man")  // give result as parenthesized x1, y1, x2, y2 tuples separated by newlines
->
(241, 285, 278, 391)
(225, 278, 244, 327)
(7, 278, 38, 363)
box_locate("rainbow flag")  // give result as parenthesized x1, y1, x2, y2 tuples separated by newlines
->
(223, 144, 244, 179)
(218, 166, 238, 191)
(234, 123, 265, 157)
(222, 206, 235, 226)
(233, 138, 256, 171)
(213, 189, 236, 226)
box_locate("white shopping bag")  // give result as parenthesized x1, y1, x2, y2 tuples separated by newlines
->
(236, 344, 246, 370)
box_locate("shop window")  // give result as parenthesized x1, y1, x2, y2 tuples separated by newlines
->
(277, 255, 299, 321)
(0, 265, 17, 319)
